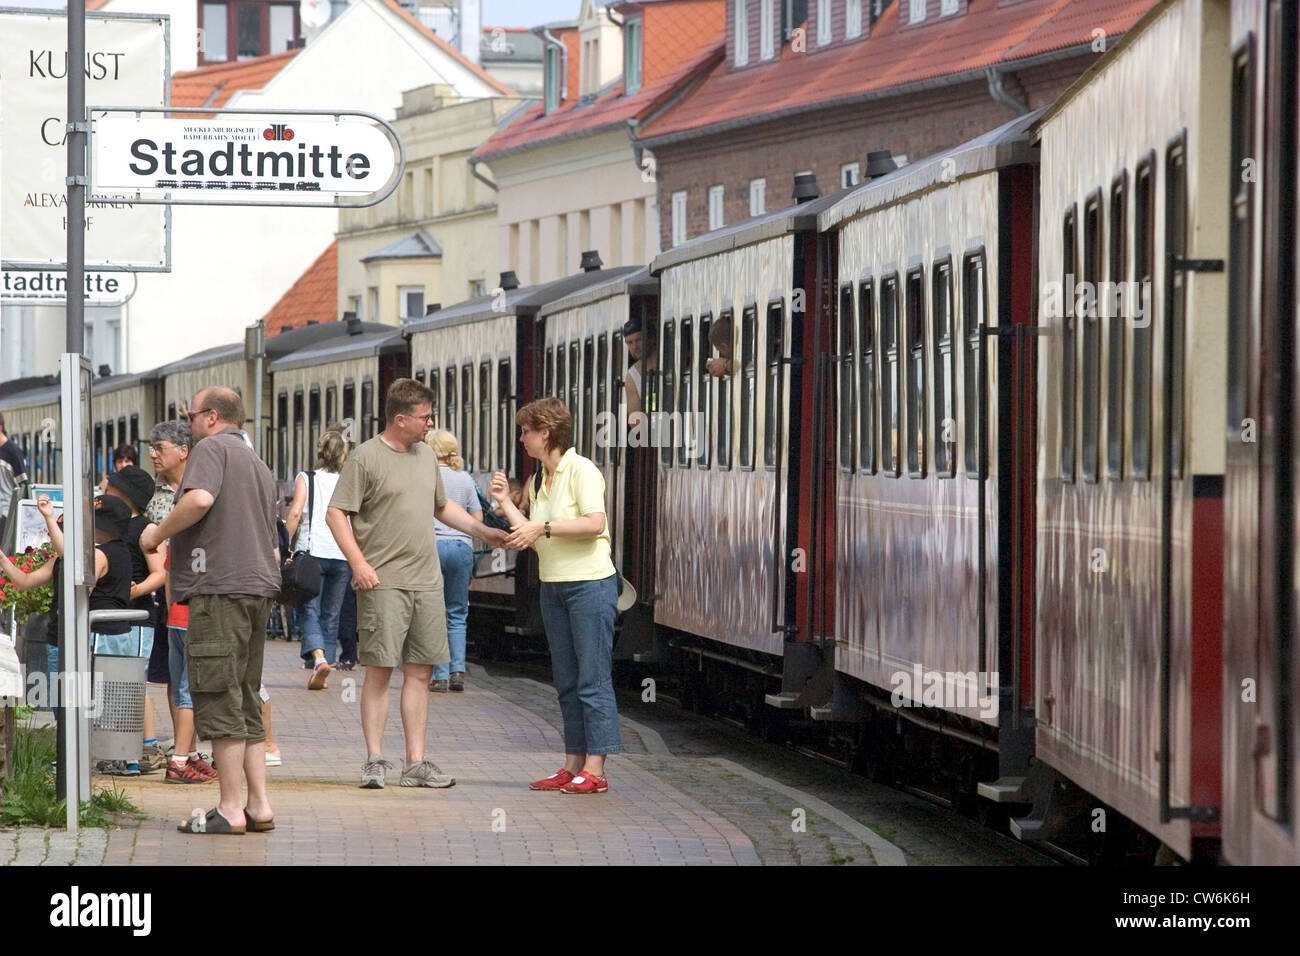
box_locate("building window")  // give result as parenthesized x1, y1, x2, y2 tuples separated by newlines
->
(671, 190, 688, 247)
(735, 0, 749, 66)
(625, 18, 643, 95)
(909, 0, 926, 24)
(817, 0, 832, 44)
(846, 0, 863, 38)
(368, 287, 379, 324)
(348, 294, 362, 321)
(708, 185, 725, 231)
(545, 44, 561, 113)
(760, 0, 775, 59)
(841, 163, 861, 188)
(749, 179, 766, 217)
(198, 1, 301, 65)
(941, 0, 959, 14)
(399, 286, 425, 321)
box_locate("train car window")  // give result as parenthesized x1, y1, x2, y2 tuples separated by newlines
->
(130, 414, 141, 460)
(428, 372, 439, 428)
(324, 384, 336, 430)
(361, 379, 374, 442)
(740, 306, 757, 469)
(167, 402, 176, 421)
(498, 360, 512, 475)
(765, 303, 783, 470)
(717, 310, 733, 470)
(611, 331, 624, 467)
(479, 362, 492, 471)
(596, 334, 609, 466)
(293, 388, 305, 476)
(1107, 174, 1128, 479)
(568, 343, 581, 444)
(308, 387, 321, 468)
(546, 345, 555, 397)
(858, 281, 876, 474)
(444, 368, 455, 436)
(93, 423, 104, 482)
(415, 368, 426, 385)
(661, 320, 676, 467)
(31, 435, 41, 483)
(117, 417, 127, 454)
(460, 364, 472, 470)
(1081, 192, 1103, 483)
(905, 268, 926, 477)
(556, 343, 567, 406)
(881, 276, 901, 476)
(933, 260, 956, 478)
(1227, 43, 1255, 436)
(342, 381, 356, 432)
(1132, 156, 1155, 479)
(697, 316, 712, 469)
(679, 319, 694, 468)
(276, 392, 289, 478)
(1166, 136, 1189, 480)
(962, 255, 986, 477)
(838, 284, 856, 472)
(583, 338, 595, 460)
(1061, 205, 1078, 482)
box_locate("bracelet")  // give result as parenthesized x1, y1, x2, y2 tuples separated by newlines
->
(544, 521, 551, 539)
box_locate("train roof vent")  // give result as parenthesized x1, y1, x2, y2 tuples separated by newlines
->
(425, 303, 440, 315)
(97, 364, 112, 378)
(343, 312, 363, 336)
(792, 171, 821, 203)
(499, 270, 520, 291)
(580, 250, 603, 272)
(866, 150, 898, 180)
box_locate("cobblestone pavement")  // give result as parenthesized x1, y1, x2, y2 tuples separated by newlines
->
(3, 639, 1049, 866)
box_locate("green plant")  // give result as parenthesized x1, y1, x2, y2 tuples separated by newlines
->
(0, 724, 142, 829)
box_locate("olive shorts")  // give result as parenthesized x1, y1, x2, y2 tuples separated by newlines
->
(356, 587, 450, 669)
(187, 593, 273, 743)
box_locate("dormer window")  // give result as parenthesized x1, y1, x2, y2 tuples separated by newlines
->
(909, 0, 926, 24)
(544, 43, 562, 113)
(760, 0, 775, 60)
(817, 0, 831, 45)
(625, 18, 643, 95)
(846, 0, 862, 38)
(735, 0, 749, 66)
(942, 0, 959, 13)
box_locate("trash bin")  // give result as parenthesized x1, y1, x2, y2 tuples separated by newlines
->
(90, 654, 147, 762)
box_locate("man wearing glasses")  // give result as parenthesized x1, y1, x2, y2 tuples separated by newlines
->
(326, 378, 508, 790)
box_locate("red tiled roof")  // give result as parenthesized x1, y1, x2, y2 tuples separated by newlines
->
(639, 0, 1160, 141)
(171, 50, 300, 114)
(262, 242, 338, 336)
(377, 0, 516, 95)
(475, 0, 724, 161)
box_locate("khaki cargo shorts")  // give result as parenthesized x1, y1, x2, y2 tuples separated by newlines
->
(187, 593, 273, 743)
(356, 587, 450, 669)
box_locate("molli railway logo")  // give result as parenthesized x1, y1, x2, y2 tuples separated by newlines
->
(264, 123, 294, 141)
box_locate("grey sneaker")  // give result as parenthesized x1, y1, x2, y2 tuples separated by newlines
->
(360, 756, 394, 789)
(429, 679, 449, 693)
(399, 759, 456, 788)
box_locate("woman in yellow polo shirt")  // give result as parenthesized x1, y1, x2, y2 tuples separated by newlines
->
(491, 397, 620, 794)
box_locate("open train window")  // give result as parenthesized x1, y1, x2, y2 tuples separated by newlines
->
(1081, 191, 1103, 483)
(276, 392, 289, 478)
(497, 360, 513, 475)
(167, 402, 177, 421)
(308, 386, 321, 469)
(698, 315, 712, 469)
(1107, 174, 1128, 479)
(292, 388, 304, 475)
(679, 318, 694, 468)
(568, 342, 581, 445)
(583, 338, 595, 460)
(1166, 135, 1189, 480)
(361, 379, 374, 442)
(764, 302, 783, 470)
(1228, 41, 1255, 435)
(326, 385, 337, 429)
(117, 417, 127, 453)
(661, 320, 676, 467)
(1061, 204, 1078, 482)
(1131, 155, 1155, 479)
(881, 276, 901, 476)
(479, 361, 491, 471)
(858, 281, 876, 474)
(415, 367, 426, 385)
(905, 268, 926, 477)
(740, 306, 757, 469)
(596, 334, 609, 466)
(130, 414, 140, 459)
(717, 309, 733, 470)
(838, 284, 856, 472)
(933, 260, 956, 478)
(546, 345, 555, 397)
(460, 364, 472, 471)
(611, 332, 624, 466)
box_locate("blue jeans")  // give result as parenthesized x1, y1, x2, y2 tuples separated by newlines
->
(433, 538, 474, 680)
(539, 574, 621, 756)
(168, 626, 193, 709)
(301, 557, 351, 664)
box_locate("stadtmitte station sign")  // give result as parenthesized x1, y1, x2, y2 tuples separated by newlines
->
(92, 113, 401, 206)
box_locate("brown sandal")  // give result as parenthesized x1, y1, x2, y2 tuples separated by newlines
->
(244, 807, 275, 832)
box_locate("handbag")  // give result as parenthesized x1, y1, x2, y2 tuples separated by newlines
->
(278, 471, 322, 607)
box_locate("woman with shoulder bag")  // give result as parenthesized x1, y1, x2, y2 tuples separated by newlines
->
(286, 427, 352, 690)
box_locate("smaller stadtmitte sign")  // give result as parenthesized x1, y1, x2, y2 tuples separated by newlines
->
(92, 115, 398, 204)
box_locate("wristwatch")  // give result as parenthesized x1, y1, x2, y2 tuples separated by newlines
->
(544, 521, 551, 539)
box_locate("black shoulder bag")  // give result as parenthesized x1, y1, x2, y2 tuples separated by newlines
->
(279, 471, 322, 607)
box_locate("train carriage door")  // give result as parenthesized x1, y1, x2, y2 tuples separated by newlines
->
(618, 292, 660, 661)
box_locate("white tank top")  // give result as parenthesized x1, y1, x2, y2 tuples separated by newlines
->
(297, 470, 346, 561)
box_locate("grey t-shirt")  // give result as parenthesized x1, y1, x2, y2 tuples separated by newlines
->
(170, 428, 281, 602)
(435, 466, 481, 543)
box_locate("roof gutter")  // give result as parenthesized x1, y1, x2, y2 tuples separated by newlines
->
(985, 66, 1029, 116)
(467, 155, 498, 192)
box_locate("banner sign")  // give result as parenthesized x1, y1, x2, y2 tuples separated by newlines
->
(91, 113, 401, 206)
(0, 10, 169, 271)
(1, 269, 136, 305)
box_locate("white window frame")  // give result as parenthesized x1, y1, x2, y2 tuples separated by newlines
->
(941, 0, 959, 14)
(348, 294, 362, 320)
(399, 285, 425, 321)
(708, 185, 725, 231)
(846, 0, 862, 38)
(749, 178, 766, 217)
(760, 0, 775, 60)
(909, 0, 926, 24)
(841, 162, 861, 188)
(734, 0, 749, 66)
(671, 190, 688, 247)
(817, 0, 832, 45)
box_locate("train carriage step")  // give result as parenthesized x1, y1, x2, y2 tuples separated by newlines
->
(1009, 817, 1045, 842)
(809, 675, 864, 722)
(764, 692, 804, 710)
(977, 777, 1028, 803)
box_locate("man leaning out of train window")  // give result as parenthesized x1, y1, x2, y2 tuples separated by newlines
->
(706, 313, 734, 378)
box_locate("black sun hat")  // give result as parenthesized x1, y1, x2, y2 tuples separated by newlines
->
(93, 494, 131, 540)
(106, 465, 156, 513)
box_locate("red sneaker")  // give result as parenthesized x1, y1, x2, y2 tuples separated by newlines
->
(188, 754, 218, 781)
(165, 761, 207, 784)
(560, 771, 608, 794)
(529, 769, 575, 791)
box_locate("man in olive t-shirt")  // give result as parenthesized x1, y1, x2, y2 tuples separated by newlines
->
(327, 378, 508, 790)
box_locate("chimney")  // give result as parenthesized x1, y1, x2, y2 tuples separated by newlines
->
(460, 0, 481, 64)
(791, 171, 821, 204)
(580, 250, 603, 272)
(343, 311, 363, 335)
(499, 270, 520, 290)
(866, 150, 898, 180)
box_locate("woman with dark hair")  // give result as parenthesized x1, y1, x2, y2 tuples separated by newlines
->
(490, 397, 620, 794)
